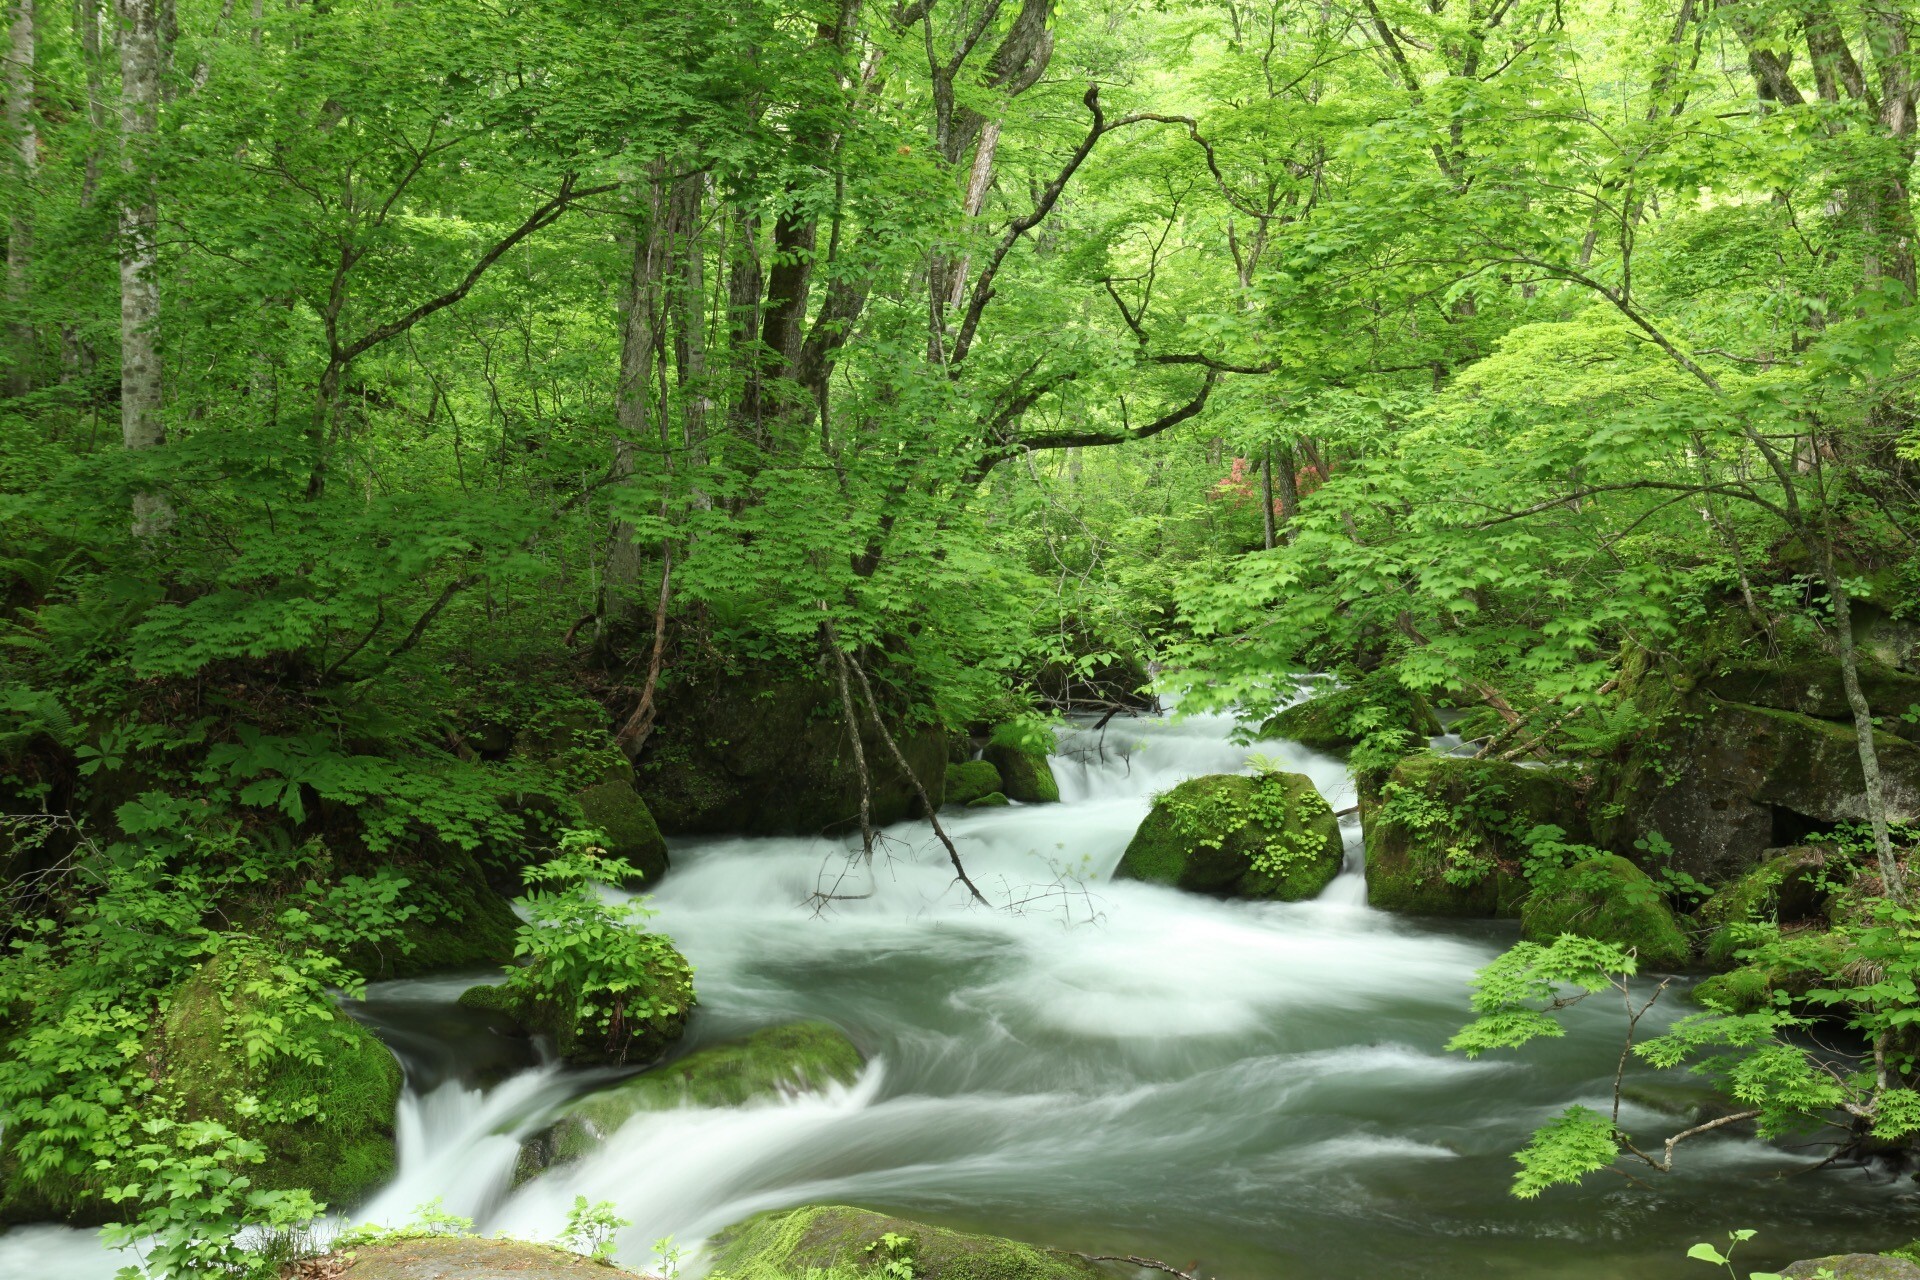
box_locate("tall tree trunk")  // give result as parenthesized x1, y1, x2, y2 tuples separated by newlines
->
(1260, 443, 1277, 550)
(601, 164, 667, 639)
(116, 0, 170, 537)
(5, 0, 34, 396)
(669, 171, 710, 498)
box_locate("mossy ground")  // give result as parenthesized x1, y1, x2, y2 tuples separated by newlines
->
(1521, 854, 1691, 970)
(1115, 772, 1341, 901)
(709, 1204, 1106, 1280)
(524, 1021, 863, 1175)
(1691, 928, 1854, 1013)
(944, 759, 1003, 807)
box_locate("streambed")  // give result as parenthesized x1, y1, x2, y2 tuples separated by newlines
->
(6, 712, 1914, 1278)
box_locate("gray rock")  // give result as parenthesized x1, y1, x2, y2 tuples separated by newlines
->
(1781, 1255, 1920, 1280)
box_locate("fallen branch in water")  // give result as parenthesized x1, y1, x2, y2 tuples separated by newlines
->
(1075, 1252, 1205, 1280)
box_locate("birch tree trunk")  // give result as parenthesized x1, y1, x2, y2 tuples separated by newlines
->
(117, 0, 171, 537)
(5, 0, 33, 395)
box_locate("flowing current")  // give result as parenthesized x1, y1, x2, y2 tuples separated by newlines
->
(8, 712, 1917, 1279)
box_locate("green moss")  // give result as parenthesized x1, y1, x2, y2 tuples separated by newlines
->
(161, 953, 402, 1211)
(1261, 674, 1442, 751)
(1703, 660, 1920, 741)
(1690, 929, 1853, 1013)
(1698, 848, 1832, 968)
(944, 760, 1003, 808)
(1114, 771, 1342, 901)
(709, 1205, 1105, 1280)
(982, 725, 1059, 804)
(576, 779, 669, 887)
(1521, 855, 1691, 970)
(1362, 754, 1581, 918)
(967, 791, 1009, 808)
(523, 1022, 863, 1176)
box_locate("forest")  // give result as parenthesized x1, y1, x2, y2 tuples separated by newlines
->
(3, 0, 1920, 1276)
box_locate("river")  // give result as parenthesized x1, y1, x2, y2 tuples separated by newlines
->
(4, 711, 1914, 1278)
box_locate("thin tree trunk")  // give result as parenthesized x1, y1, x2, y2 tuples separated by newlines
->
(4, 0, 33, 396)
(1818, 537, 1909, 904)
(1273, 441, 1299, 540)
(116, 0, 171, 537)
(669, 171, 710, 502)
(1260, 443, 1277, 550)
(601, 163, 667, 638)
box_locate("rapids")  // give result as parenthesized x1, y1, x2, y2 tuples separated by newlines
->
(6, 711, 1916, 1279)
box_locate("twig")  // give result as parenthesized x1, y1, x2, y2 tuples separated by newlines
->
(1075, 1253, 1203, 1280)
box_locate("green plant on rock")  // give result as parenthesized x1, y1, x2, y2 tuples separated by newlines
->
(561, 1195, 631, 1263)
(497, 834, 695, 1065)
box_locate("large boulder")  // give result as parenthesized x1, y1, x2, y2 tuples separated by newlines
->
(1697, 847, 1832, 968)
(575, 780, 669, 887)
(1521, 855, 1690, 970)
(327, 1237, 645, 1279)
(516, 1021, 863, 1181)
(639, 671, 946, 836)
(944, 759, 1004, 808)
(982, 724, 1060, 804)
(1115, 772, 1342, 901)
(1593, 698, 1920, 883)
(1362, 754, 1584, 918)
(457, 938, 693, 1069)
(1703, 660, 1920, 742)
(1781, 1256, 1920, 1280)
(709, 1205, 1107, 1280)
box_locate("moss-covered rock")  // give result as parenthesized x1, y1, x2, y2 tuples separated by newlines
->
(944, 760, 1004, 808)
(1114, 772, 1342, 901)
(639, 670, 946, 835)
(517, 1022, 863, 1180)
(1703, 660, 1920, 742)
(982, 724, 1059, 804)
(1593, 697, 1920, 883)
(967, 791, 1009, 808)
(456, 938, 693, 1068)
(575, 780, 669, 887)
(341, 843, 520, 980)
(1261, 674, 1443, 751)
(1690, 928, 1853, 1013)
(1697, 847, 1833, 968)
(511, 697, 633, 789)
(1521, 855, 1690, 970)
(1780, 1256, 1920, 1280)
(1362, 754, 1583, 918)
(709, 1204, 1107, 1280)
(327, 1235, 646, 1279)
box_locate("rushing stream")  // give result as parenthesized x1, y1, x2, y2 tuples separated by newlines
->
(7, 711, 1918, 1279)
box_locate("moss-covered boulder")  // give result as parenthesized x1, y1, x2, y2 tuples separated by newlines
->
(156, 953, 402, 1212)
(517, 1021, 863, 1181)
(327, 1236, 646, 1279)
(1114, 772, 1342, 901)
(1697, 847, 1832, 968)
(1703, 660, 1920, 742)
(944, 760, 1004, 808)
(1593, 697, 1920, 883)
(1691, 928, 1853, 1013)
(1261, 674, 1442, 751)
(457, 939, 693, 1068)
(982, 724, 1059, 804)
(639, 670, 946, 836)
(342, 843, 520, 980)
(967, 791, 1009, 808)
(1521, 855, 1690, 970)
(576, 780, 669, 887)
(1362, 754, 1584, 918)
(709, 1205, 1107, 1280)
(1780, 1256, 1920, 1280)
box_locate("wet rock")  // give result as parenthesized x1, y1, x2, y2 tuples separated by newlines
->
(945, 759, 1004, 807)
(1520, 855, 1690, 970)
(328, 1236, 644, 1279)
(967, 791, 1010, 808)
(1262, 673, 1442, 751)
(639, 671, 946, 835)
(1362, 754, 1583, 918)
(517, 1021, 863, 1181)
(1115, 771, 1342, 901)
(1780, 1256, 1920, 1280)
(574, 779, 669, 887)
(1592, 698, 1920, 883)
(983, 724, 1060, 804)
(710, 1204, 1107, 1280)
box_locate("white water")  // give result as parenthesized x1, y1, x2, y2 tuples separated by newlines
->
(10, 711, 1914, 1278)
